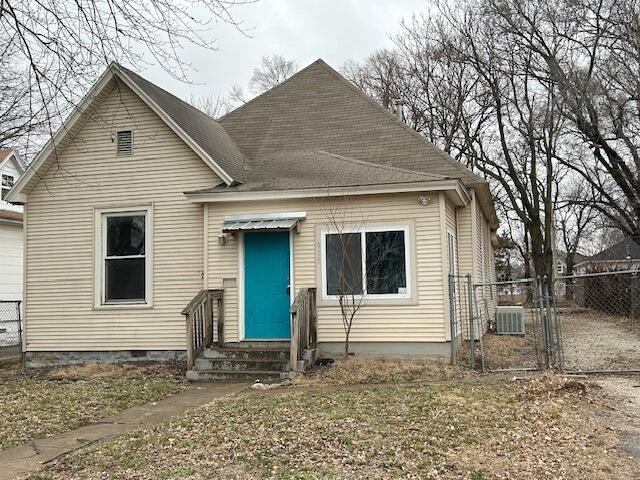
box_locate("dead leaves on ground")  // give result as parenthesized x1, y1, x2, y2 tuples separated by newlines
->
(37, 373, 639, 480)
(0, 361, 185, 450)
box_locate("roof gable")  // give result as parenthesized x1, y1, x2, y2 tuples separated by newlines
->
(116, 65, 245, 183)
(7, 64, 243, 202)
(219, 59, 485, 187)
(0, 148, 25, 174)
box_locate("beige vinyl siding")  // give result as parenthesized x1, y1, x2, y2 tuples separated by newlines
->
(444, 196, 461, 339)
(206, 192, 448, 343)
(455, 196, 474, 335)
(472, 193, 496, 332)
(24, 84, 218, 351)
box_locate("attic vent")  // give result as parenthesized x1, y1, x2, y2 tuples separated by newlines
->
(116, 130, 133, 155)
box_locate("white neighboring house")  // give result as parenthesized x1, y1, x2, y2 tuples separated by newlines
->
(0, 148, 25, 302)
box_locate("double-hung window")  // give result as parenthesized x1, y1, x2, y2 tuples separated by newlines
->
(1, 174, 14, 201)
(101, 210, 149, 304)
(321, 225, 411, 300)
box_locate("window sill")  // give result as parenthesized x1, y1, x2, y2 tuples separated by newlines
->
(317, 296, 418, 307)
(93, 302, 153, 311)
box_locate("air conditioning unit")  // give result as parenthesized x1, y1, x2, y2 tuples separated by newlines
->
(495, 306, 525, 335)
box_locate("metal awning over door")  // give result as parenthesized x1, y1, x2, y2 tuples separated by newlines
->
(222, 212, 306, 233)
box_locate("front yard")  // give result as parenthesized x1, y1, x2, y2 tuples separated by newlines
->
(31, 369, 639, 479)
(0, 358, 186, 450)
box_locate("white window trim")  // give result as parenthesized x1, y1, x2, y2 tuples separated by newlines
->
(319, 224, 412, 301)
(93, 205, 153, 309)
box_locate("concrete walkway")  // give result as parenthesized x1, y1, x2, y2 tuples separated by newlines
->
(0, 382, 247, 480)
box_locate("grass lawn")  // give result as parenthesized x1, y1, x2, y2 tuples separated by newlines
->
(32, 373, 638, 479)
(0, 358, 186, 450)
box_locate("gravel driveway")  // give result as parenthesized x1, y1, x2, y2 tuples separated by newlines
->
(560, 311, 640, 370)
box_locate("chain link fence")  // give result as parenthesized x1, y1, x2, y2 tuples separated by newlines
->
(555, 270, 640, 372)
(450, 270, 640, 373)
(480, 279, 544, 371)
(0, 300, 22, 360)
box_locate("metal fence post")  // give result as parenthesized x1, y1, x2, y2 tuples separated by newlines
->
(534, 277, 548, 368)
(467, 274, 475, 368)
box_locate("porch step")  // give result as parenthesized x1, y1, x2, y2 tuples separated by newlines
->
(186, 369, 287, 382)
(202, 346, 289, 361)
(194, 357, 289, 371)
(189, 342, 292, 382)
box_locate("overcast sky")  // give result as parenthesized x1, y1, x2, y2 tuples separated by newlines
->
(142, 0, 427, 103)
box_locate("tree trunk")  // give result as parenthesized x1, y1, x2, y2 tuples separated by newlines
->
(344, 331, 350, 357)
(565, 253, 575, 301)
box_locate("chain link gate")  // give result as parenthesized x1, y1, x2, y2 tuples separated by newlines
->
(449, 275, 564, 372)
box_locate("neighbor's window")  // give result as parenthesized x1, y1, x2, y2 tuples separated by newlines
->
(102, 211, 147, 303)
(1, 174, 14, 200)
(322, 226, 409, 298)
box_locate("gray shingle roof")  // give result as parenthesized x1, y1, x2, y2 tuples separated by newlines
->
(588, 238, 640, 262)
(219, 59, 486, 187)
(117, 65, 246, 182)
(188, 149, 451, 194)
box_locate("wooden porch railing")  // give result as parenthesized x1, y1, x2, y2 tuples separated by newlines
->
(181, 289, 224, 368)
(289, 287, 317, 371)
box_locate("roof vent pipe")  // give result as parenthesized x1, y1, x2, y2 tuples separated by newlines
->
(392, 98, 405, 122)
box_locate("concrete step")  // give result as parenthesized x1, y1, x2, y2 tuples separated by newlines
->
(186, 369, 287, 382)
(203, 346, 289, 361)
(194, 357, 289, 371)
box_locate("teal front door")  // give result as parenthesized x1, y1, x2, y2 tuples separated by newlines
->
(244, 231, 291, 339)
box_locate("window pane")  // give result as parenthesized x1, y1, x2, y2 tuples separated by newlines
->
(2, 175, 13, 187)
(106, 215, 145, 256)
(1, 188, 7, 200)
(366, 231, 407, 294)
(105, 258, 145, 301)
(326, 233, 363, 296)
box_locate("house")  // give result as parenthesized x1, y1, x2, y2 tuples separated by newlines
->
(574, 237, 640, 274)
(0, 148, 25, 302)
(7, 59, 498, 376)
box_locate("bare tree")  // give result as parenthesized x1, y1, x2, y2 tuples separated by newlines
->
(0, 44, 49, 155)
(188, 94, 233, 119)
(342, 50, 404, 110)
(0, 0, 252, 156)
(556, 181, 600, 278)
(349, 8, 565, 280)
(225, 54, 298, 108)
(482, 0, 640, 241)
(249, 54, 298, 94)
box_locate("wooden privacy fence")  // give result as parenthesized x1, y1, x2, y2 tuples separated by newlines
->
(181, 289, 224, 368)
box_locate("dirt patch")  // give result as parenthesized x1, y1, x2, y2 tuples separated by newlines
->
(593, 374, 640, 461)
(34, 373, 639, 479)
(292, 355, 468, 386)
(560, 312, 640, 370)
(477, 314, 540, 369)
